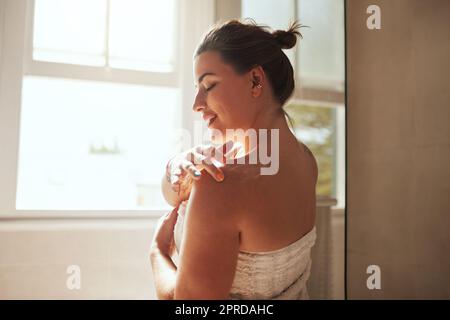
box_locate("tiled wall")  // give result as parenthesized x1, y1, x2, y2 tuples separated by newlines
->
(0, 219, 157, 299)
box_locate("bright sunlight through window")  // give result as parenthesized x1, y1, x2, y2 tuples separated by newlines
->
(17, 77, 177, 210)
(33, 0, 176, 71)
(17, 0, 180, 210)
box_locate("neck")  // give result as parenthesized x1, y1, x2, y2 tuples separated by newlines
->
(232, 106, 295, 156)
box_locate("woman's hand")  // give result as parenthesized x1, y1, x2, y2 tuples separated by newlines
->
(150, 205, 180, 257)
(165, 140, 238, 201)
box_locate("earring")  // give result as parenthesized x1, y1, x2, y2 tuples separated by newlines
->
(256, 83, 262, 89)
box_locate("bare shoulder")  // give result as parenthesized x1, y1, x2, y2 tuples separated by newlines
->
(188, 166, 244, 225)
(300, 142, 318, 183)
(189, 163, 260, 220)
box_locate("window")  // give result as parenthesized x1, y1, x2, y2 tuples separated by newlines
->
(32, 0, 177, 71)
(17, 76, 177, 210)
(241, 0, 346, 207)
(1, 0, 210, 212)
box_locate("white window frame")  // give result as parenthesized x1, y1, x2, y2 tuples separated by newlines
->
(23, 0, 180, 88)
(0, 0, 215, 218)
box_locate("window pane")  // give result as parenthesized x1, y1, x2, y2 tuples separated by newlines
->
(241, 0, 296, 64)
(109, 0, 177, 72)
(242, 0, 295, 30)
(285, 103, 336, 197)
(33, 0, 107, 66)
(297, 0, 345, 87)
(17, 76, 178, 210)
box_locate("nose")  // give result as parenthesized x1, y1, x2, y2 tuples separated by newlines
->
(192, 89, 206, 113)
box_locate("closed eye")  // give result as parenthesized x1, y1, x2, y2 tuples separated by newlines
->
(205, 83, 217, 92)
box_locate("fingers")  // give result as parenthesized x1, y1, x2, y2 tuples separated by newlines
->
(153, 206, 179, 253)
(168, 141, 240, 188)
(168, 163, 183, 192)
(183, 156, 224, 182)
(197, 140, 236, 165)
(197, 159, 224, 182)
(181, 159, 202, 180)
(170, 167, 182, 183)
(167, 205, 179, 219)
(169, 166, 182, 193)
(187, 148, 225, 182)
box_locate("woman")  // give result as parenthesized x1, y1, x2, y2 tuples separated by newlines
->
(150, 20, 318, 300)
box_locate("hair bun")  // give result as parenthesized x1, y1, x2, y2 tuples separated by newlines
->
(272, 21, 305, 49)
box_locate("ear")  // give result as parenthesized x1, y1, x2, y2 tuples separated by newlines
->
(249, 66, 265, 98)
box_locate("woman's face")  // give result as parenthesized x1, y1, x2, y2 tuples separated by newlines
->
(193, 51, 258, 140)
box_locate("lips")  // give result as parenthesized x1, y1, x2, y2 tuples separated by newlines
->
(207, 116, 217, 127)
(202, 113, 217, 127)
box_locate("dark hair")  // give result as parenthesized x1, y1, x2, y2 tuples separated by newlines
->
(195, 19, 305, 126)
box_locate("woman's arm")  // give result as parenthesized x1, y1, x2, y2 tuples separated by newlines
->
(150, 206, 180, 300)
(150, 247, 177, 300)
(174, 170, 240, 299)
(151, 171, 239, 300)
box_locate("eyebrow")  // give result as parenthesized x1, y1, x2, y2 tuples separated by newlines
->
(197, 72, 215, 84)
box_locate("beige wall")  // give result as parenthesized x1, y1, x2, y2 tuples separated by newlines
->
(0, 219, 158, 299)
(215, 0, 241, 21)
(346, 0, 450, 298)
